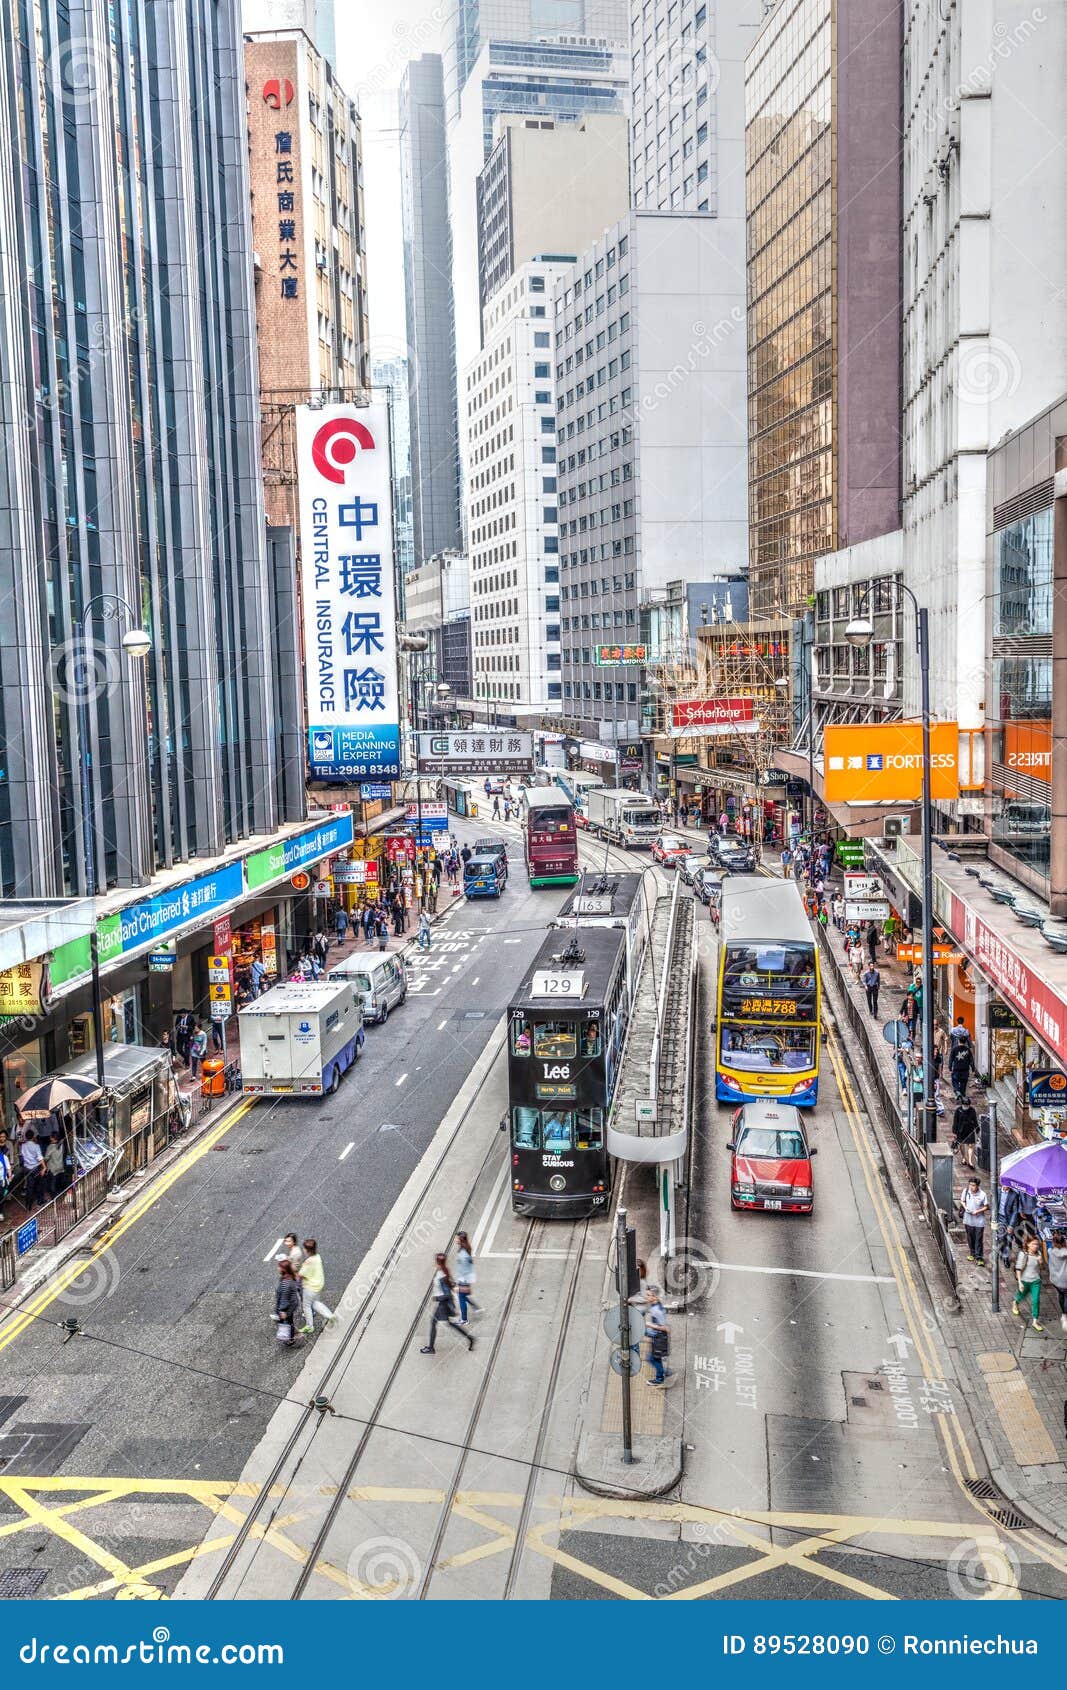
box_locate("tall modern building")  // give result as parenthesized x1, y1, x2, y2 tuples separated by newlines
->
(555, 0, 759, 751)
(448, 36, 630, 387)
(0, 0, 361, 1113)
(245, 26, 370, 532)
(745, 0, 903, 618)
(442, 0, 630, 124)
(243, 0, 337, 68)
(373, 356, 416, 583)
(399, 55, 463, 566)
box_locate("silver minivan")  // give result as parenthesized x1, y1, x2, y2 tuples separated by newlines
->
(329, 951, 408, 1024)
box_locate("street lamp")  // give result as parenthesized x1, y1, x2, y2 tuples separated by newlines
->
(846, 589, 936, 1146)
(75, 595, 152, 1092)
(399, 632, 431, 907)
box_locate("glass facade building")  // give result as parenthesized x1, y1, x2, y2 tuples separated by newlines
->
(0, 0, 285, 900)
(989, 508, 1054, 878)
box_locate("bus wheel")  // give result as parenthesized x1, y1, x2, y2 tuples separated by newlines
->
(329, 1067, 341, 1095)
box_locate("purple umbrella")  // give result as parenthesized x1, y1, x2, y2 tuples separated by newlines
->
(999, 1139, 1067, 1197)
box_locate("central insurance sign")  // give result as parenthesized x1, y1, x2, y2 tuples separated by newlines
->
(296, 404, 401, 780)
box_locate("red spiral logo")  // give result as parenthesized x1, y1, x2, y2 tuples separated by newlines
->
(311, 416, 376, 484)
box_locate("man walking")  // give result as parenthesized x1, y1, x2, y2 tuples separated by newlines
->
(952, 1094, 979, 1168)
(866, 922, 879, 963)
(250, 951, 266, 998)
(960, 1179, 989, 1265)
(362, 904, 375, 946)
(335, 905, 348, 948)
(19, 1130, 46, 1209)
(643, 1285, 672, 1386)
(189, 1021, 208, 1080)
(861, 961, 881, 1018)
(492, 793, 501, 819)
(418, 909, 432, 951)
(949, 1036, 973, 1102)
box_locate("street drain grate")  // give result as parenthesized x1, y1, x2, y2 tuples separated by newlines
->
(239, 1147, 267, 1155)
(0, 1569, 47, 1598)
(965, 1477, 1028, 1530)
(850, 1396, 868, 1408)
(866, 1379, 885, 1392)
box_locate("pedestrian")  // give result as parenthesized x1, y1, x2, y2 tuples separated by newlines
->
(211, 1014, 225, 1054)
(951, 1095, 979, 1168)
(933, 1022, 948, 1082)
(780, 846, 792, 875)
(492, 794, 501, 819)
(948, 1016, 971, 1058)
(174, 1008, 193, 1067)
(19, 1129, 46, 1209)
(861, 961, 881, 1018)
(392, 896, 405, 937)
(454, 1231, 479, 1322)
(901, 989, 918, 1039)
(960, 1178, 989, 1266)
(250, 952, 267, 997)
(335, 905, 349, 947)
(188, 1021, 208, 1079)
(643, 1285, 671, 1386)
(0, 1136, 11, 1222)
(277, 1232, 305, 1274)
(420, 1253, 475, 1353)
(315, 932, 330, 970)
(949, 1040, 973, 1102)
(817, 902, 829, 930)
(461, 844, 472, 867)
(484, 778, 492, 800)
(1013, 1237, 1045, 1331)
(43, 1130, 67, 1198)
(362, 904, 375, 945)
(418, 909, 432, 951)
(376, 913, 389, 952)
(297, 1239, 336, 1333)
(273, 1260, 302, 1348)
(866, 922, 879, 963)
(1047, 1232, 1067, 1332)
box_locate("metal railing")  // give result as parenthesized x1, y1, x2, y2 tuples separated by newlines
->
(0, 1058, 243, 1289)
(815, 923, 956, 1292)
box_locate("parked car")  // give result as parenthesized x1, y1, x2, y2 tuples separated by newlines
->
(727, 1100, 816, 1214)
(679, 853, 712, 888)
(651, 832, 695, 867)
(693, 864, 726, 907)
(714, 836, 756, 873)
(473, 837, 509, 879)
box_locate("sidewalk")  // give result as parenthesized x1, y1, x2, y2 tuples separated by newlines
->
(816, 903, 1067, 1544)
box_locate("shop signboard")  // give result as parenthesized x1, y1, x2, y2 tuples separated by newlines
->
(296, 403, 401, 780)
(245, 815, 355, 892)
(416, 732, 533, 775)
(836, 840, 866, 867)
(359, 782, 393, 801)
(845, 901, 891, 922)
(51, 863, 245, 991)
(212, 915, 232, 956)
(896, 943, 962, 965)
(0, 961, 51, 1020)
(592, 644, 647, 666)
(313, 879, 332, 898)
(669, 698, 757, 739)
(148, 952, 175, 973)
(333, 859, 378, 885)
(1028, 1069, 1067, 1106)
(844, 873, 884, 901)
(260, 922, 278, 976)
(950, 891, 1067, 1067)
(990, 999, 1022, 1030)
(405, 802, 447, 831)
(1003, 720, 1051, 791)
(385, 837, 415, 864)
(824, 722, 960, 802)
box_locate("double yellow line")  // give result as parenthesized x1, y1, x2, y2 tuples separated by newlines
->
(0, 1098, 254, 1355)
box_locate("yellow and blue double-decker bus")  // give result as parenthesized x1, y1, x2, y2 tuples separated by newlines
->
(715, 877, 820, 1106)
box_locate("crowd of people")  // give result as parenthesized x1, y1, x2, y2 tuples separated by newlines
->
(0, 1123, 72, 1220)
(272, 1234, 337, 1345)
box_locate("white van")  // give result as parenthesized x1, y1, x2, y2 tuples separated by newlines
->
(329, 951, 408, 1024)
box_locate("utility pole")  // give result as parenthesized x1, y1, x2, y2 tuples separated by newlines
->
(615, 1205, 634, 1465)
(989, 1099, 1000, 1313)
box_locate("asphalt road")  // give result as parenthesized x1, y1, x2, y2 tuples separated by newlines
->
(0, 811, 569, 1599)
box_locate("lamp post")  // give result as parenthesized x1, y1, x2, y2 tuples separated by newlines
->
(846, 588, 936, 1145)
(74, 595, 152, 1090)
(399, 633, 430, 907)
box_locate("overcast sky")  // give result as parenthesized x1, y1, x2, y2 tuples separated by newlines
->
(336, 0, 445, 358)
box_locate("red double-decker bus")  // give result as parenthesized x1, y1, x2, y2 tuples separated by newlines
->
(523, 786, 579, 888)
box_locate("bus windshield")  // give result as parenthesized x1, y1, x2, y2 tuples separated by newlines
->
(719, 1024, 816, 1071)
(512, 1106, 604, 1150)
(529, 807, 572, 834)
(721, 942, 817, 1018)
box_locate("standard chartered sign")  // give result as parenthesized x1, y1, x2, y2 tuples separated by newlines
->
(296, 403, 401, 780)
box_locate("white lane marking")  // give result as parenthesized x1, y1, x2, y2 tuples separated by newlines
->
(471, 1167, 507, 1256)
(338, 1142, 355, 1162)
(471, 977, 480, 985)
(263, 1236, 284, 1264)
(503, 938, 521, 945)
(481, 1171, 513, 1258)
(483, 1250, 607, 1261)
(706, 1260, 895, 1285)
(395, 1073, 408, 1087)
(437, 1019, 448, 1030)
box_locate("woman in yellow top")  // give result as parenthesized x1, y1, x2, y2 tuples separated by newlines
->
(298, 1239, 337, 1335)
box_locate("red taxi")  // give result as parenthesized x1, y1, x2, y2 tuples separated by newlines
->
(727, 1101, 816, 1214)
(651, 832, 694, 867)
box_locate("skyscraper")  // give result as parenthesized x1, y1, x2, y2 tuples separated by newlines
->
(399, 55, 463, 566)
(441, 0, 629, 125)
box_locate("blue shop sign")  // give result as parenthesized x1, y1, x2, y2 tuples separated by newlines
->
(1029, 1069, 1067, 1107)
(118, 861, 245, 955)
(283, 814, 354, 873)
(360, 782, 393, 801)
(16, 1218, 38, 1256)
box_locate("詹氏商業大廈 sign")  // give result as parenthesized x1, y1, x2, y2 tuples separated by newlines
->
(416, 731, 533, 775)
(297, 404, 401, 780)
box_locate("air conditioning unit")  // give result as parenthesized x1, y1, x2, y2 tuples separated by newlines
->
(883, 815, 911, 839)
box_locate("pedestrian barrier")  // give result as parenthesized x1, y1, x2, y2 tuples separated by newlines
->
(0, 1072, 240, 1293)
(815, 923, 956, 1292)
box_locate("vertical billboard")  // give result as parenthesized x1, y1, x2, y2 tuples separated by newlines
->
(296, 404, 401, 779)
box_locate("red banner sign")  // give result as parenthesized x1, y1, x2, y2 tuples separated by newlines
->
(950, 892, 1067, 1065)
(386, 837, 416, 862)
(670, 698, 756, 737)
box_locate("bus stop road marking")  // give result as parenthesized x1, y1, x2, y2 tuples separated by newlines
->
(338, 1143, 354, 1161)
(705, 1261, 895, 1285)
